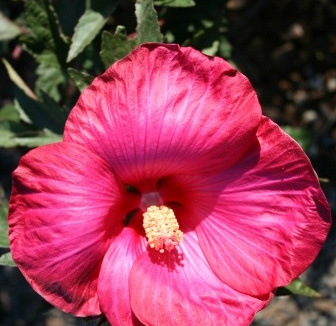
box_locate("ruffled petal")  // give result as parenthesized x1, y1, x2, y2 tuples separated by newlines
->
(98, 218, 147, 326)
(194, 116, 331, 296)
(8, 142, 124, 316)
(129, 232, 272, 326)
(64, 43, 261, 187)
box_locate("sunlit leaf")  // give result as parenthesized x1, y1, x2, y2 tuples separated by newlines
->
(0, 252, 16, 267)
(34, 51, 65, 102)
(277, 278, 320, 298)
(100, 0, 162, 67)
(0, 121, 29, 147)
(13, 130, 62, 147)
(21, 0, 68, 61)
(319, 178, 329, 183)
(154, 0, 195, 7)
(0, 119, 61, 148)
(0, 188, 9, 248)
(218, 36, 232, 58)
(0, 104, 21, 123)
(0, 11, 23, 41)
(68, 68, 94, 92)
(18, 0, 68, 100)
(2, 59, 37, 100)
(202, 40, 219, 56)
(67, 10, 107, 63)
(100, 27, 136, 68)
(135, 0, 163, 44)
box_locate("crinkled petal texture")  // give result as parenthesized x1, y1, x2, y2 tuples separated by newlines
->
(8, 142, 125, 316)
(64, 43, 261, 188)
(188, 116, 331, 296)
(129, 232, 272, 326)
(98, 222, 147, 326)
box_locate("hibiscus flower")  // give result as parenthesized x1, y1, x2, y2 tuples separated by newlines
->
(8, 43, 331, 326)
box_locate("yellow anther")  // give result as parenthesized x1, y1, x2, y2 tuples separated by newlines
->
(143, 205, 183, 253)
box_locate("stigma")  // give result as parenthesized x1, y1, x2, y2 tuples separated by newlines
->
(143, 205, 183, 253)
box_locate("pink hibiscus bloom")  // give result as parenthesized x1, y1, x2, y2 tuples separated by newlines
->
(8, 43, 331, 326)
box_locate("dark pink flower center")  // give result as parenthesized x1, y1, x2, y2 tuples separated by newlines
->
(124, 182, 185, 253)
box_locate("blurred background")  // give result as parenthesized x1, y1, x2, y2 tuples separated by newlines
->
(0, 0, 335, 325)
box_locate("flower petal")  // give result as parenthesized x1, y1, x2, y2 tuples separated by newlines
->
(98, 218, 147, 326)
(129, 232, 272, 326)
(64, 43, 261, 187)
(8, 142, 124, 316)
(194, 116, 331, 296)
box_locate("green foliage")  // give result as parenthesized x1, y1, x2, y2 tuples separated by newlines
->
(286, 278, 321, 297)
(135, 0, 164, 44)
(154, 0, 195, 7)
(19, 0, 69, 101)
(90, 0, 120, 18)
(0, 107, 61, 148)
(0, 187, 9, 248)
(15, 88, 67, 134)
(21, 0, 69, 58)
(34, 51, 66, 102)
(0, 12, 23, 41)
(100, 0, 163, 68)
(66, 0, 119, 62)
(1, 59, 63, 147)
(0, 252, 16, 267)
(100, 27, 136, 68)
(0, 126, 62, 148)
(281, 126, 313, 152)
(67, 10, 108, 63)
(2, 58, 37, 100)
(68, 68, 94, 92)
(277, 278, 321, 298)
(182, 17, 232, 58)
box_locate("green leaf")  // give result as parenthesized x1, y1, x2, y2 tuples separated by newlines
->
(99, 0, 162, 67)
(42, 0, 69, 63)
(23, 0, 53, 48)
(21, 0, 69, 60)
(20, 0, 69, 101)
(68, 68, 94, 92)
(0, 188, 9, 248)
(154, 0, 195, 7)
(18, 0, 68, 100)
(135, 0, 163, 44)
(218, 36, 232, 58)
(14, 87, 67, 134)
(0, 252, 16, 267)
(100, 27, 137, 68)
(2, 59, 38, 100)
(0, 104, 21, 123)
(0, 119, 62, 148)
(91, 0, 120, 17)
(34, 51, 66, 102)
(202, 40, 220, 56)
(278, 278, 320, 298)
(66, 10, 107, 63)
(281, 126, 313, 152)
(0, 121, 25, 148)
(0, 11, 23, 41)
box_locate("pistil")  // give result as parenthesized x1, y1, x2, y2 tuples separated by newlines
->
(143, 205, 183, 253)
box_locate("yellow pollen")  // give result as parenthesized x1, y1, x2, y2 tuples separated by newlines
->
(143, 205, 183, 253)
